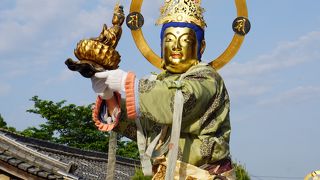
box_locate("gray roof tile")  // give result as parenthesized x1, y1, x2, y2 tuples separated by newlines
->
(0, 128, 140, 179)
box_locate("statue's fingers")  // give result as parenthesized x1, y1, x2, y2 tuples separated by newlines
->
(91, 77, 107, 93)
(95, 71, 109, 79)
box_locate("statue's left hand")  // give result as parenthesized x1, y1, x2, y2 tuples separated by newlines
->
(95, 69, 128, 92)
(91, 76, 114, 100)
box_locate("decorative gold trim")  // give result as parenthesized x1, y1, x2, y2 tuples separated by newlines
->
(130, 0, 162, 69)
(304, 170, 320, 180)
(156, 0, 206, 29)
(129, 0, 249, 70)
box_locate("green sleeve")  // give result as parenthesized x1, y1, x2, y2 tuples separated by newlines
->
(113, 99, 164, 142)
(138, 65, 218, 125)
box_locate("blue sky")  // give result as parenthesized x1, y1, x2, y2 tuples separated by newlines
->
(0, 0, 319, 179)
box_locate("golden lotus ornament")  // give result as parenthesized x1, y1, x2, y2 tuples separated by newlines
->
(65, 4, 125, 78)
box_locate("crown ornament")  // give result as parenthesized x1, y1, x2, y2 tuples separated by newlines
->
(156, 0, 206, 28)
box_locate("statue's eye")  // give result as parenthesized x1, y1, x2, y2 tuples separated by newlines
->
(180, 34, 194, 44)
(184, 39, 191, 43)
(165, 38, 172, 42)
(165, 34, 175, 42)
(182, 37, 193, 44)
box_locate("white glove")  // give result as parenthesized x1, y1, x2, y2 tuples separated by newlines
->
(95, 69, 128, 92)
(91, 76, 114, 100)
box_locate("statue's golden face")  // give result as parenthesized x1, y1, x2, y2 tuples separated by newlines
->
(162, 27, 199, 73)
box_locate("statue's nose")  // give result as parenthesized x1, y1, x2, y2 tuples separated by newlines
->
(172, 41, 182, 51)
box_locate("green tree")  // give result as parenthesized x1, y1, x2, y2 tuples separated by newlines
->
(0, 113, 17, 132)
(22, 96, 109, 151)
(117, 140, 139, 159)
(22, 96, 138, 157)
(21, 125, 56, 141)
(132, 168, 152, 180)
(0, 114, 7, 128)
(234, 162, 251, 180)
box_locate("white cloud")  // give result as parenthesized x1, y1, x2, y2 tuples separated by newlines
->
(0, 0, 117, 79)
(0, 0, 118, 54)
(222, 30, 320, 102)
(226, 78, 270, 97)
(223, 31, 320, 78)
(258, 86, 320, 106)
(0, 0, 164, 59)
(0, 0, 74, 52)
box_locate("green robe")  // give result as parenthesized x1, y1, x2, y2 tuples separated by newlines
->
(115, 63, 231, 167)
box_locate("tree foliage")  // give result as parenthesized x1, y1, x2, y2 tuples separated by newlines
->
(0, 114, 6, 128)
(21, 96, 138, 158)
(0, 113, 17, 132)
(21, 96, 109, 152)
(234, 162, 251, 180)
(117, 140, 139, 159)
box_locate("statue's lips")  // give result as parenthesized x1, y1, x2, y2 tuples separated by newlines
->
(171, 53, 182, 59)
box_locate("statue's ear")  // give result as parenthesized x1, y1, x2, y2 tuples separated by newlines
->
(200, 40, 206, 55)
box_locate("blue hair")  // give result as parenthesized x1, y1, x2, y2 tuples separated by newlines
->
(160, 22, 204, 60)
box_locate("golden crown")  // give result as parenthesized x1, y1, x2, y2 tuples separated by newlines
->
(156, 0, 206, 29)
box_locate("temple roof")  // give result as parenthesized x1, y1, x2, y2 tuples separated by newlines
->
(0, 128, 140, 179)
